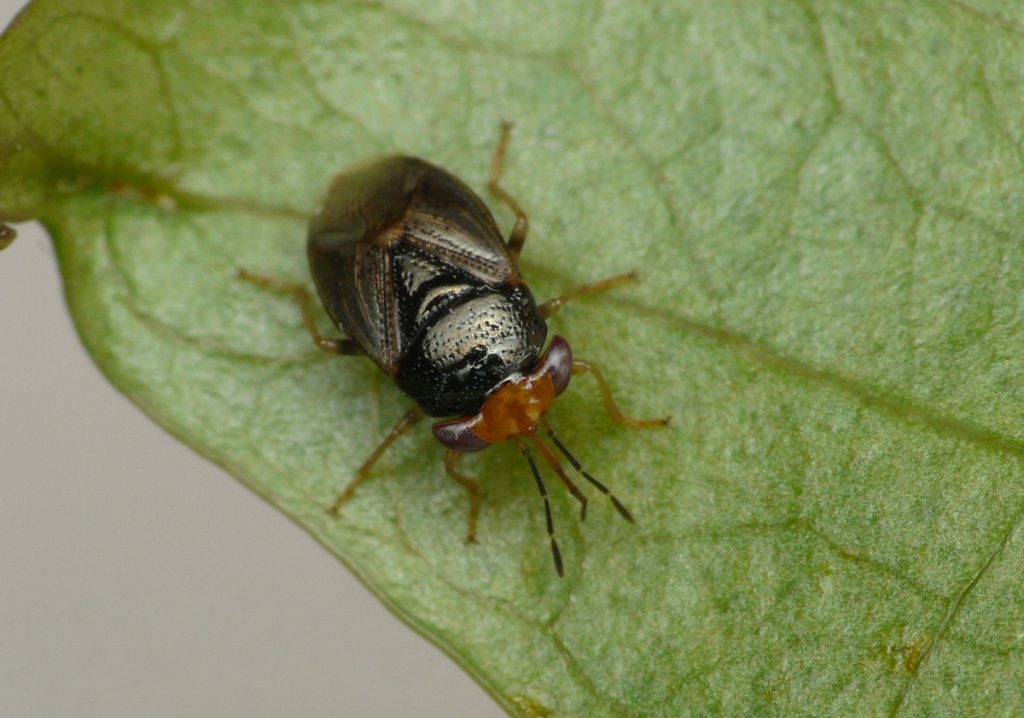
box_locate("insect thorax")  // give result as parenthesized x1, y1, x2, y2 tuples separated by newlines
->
(392, 246, 547, 417)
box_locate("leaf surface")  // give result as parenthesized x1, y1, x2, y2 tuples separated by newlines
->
(4, 1, 1024, 715)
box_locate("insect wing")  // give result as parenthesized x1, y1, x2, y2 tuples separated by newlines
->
(307, 158, 413, 371)
(308, 156, 521, 373)
(401, 164, 517, 286)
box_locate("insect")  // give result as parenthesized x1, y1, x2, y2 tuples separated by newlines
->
(239, 124, 667, 575)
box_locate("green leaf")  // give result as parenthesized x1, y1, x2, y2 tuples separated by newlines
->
(5, 0, 1024, 714)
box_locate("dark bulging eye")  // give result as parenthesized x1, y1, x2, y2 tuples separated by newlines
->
(535, 335, 573, 395)
(432, 417, 491, 452)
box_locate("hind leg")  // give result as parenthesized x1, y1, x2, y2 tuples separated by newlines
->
(444, 450, 482, 544)
(487, 122, 529, 263)
(329, 407, 425, 515)
(236, 269, 361, 355)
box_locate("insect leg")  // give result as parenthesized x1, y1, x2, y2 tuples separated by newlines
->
(236, 268, 362, 355)
(487, 121, 529, 263)
(443, 450, 482, 544)
(572, 359, 670, 428)
(517, 440, 564, 577)
(329, 406, 425, 515)
(538, 271, 637, 319)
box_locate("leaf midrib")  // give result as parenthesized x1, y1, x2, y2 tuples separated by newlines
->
(79, 184, 1024, 463)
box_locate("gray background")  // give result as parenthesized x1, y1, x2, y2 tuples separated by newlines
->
(0, 2, 502, 715)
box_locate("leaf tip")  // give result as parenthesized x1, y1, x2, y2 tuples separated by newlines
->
(0, 223, 16, 250)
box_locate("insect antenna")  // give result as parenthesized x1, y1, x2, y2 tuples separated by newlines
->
(516, 440, 563, 577)
(527, 434, 588, 521)
(542, 418, 635, 523)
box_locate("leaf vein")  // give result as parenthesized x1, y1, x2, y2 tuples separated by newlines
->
(887, 501, 1024, 716)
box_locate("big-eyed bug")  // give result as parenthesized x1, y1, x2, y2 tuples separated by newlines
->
(239, 124, 667, 576)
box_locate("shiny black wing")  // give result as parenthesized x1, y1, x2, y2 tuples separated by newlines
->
(398, 159, 517, 285)
(307, 156, 518, 373)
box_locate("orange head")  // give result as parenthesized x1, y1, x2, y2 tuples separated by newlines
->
(431, 334, 637, 578)
(432, 336, 572, 451)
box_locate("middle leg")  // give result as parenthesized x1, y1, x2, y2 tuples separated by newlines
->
(538, 271, 637, 319)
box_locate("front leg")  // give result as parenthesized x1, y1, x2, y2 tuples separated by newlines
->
(572, 359, 670, 428)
